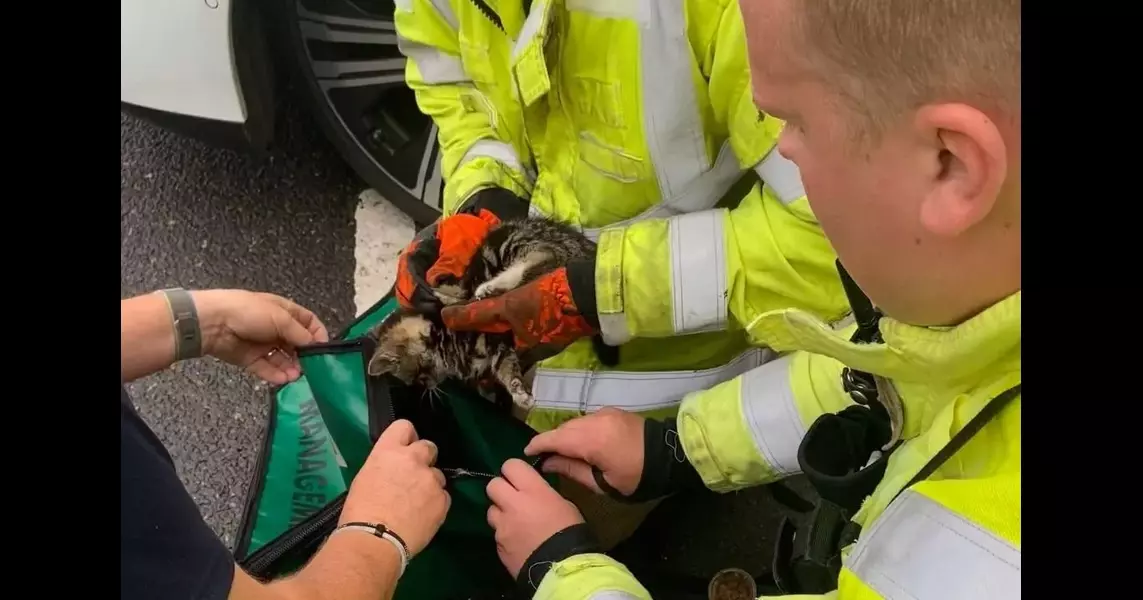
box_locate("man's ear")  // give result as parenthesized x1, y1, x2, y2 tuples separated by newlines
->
(916, 103, 1007, 238)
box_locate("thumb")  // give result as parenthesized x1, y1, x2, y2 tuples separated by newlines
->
(524, 425, 595, 463)
(542, 456, 603, 493)
(376, 419, 418, 448)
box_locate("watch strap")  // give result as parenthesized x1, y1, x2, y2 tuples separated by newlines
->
(159, 288, 202, 360)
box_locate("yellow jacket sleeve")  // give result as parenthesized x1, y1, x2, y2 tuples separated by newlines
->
(532, 554, 651, 600)
(394, 0, 533, 214)
(534, 554, 841, 599)
(593, 0, 849, 347)
(593, 179, 849, 346)
(675, 349, 857, 490)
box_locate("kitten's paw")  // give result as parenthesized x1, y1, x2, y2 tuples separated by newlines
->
(472, 281, 507, 301)
(508, 378, 534, 412)
(511, 391, 535, 412)
(433, 283, 468, 306)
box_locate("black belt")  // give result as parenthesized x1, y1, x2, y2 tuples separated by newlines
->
(770, 261, 1021, 594)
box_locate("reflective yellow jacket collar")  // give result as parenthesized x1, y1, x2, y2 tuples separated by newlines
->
(745, 291, 1021, 385)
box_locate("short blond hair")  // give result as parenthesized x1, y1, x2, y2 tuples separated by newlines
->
(794, 0, 1020, 134)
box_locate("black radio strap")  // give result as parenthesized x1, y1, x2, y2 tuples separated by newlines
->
(773, 380, 1021, 594)
(770, 260, 1021, 594)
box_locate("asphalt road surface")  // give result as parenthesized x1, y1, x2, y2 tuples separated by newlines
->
(121, 102, 813, 587)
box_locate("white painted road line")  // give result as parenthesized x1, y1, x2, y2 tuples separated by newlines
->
(353, 189, 415, 316)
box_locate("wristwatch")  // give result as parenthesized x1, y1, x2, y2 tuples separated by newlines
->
(158, 287, 202, 360)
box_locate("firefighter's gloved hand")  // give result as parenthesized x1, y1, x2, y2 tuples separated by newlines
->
(395, 188, 529, 314)
(440, 262, 599, 356)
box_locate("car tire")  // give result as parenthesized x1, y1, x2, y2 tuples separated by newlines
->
(268, 0, 446, 228)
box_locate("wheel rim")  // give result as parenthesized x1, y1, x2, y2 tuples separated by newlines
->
(294, 0, 443, 214)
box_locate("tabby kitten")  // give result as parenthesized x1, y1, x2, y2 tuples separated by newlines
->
(434, 215, 620, 368)
(366, 308, 530, 410)
(367, 216, 620, 414)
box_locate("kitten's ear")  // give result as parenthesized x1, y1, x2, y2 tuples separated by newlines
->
(367, 349, 399, 377)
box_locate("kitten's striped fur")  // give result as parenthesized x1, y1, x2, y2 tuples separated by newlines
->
(367, 216, 620, 414)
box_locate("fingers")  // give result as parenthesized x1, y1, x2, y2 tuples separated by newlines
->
(246, 356, 297, 385)
(269, 305, 323, 349)
(408, 439, 439, 466)
(486, 476, 516, 508)
(432, 467, 446, 489)
(500, 458, 548, 492)
(524, 421, 596, 463)
(541, 456, 603, 493)
(262, 346, 299, 373)
(487, 504, 503, 530)
(283, 299, 329, 344)
(262, 294, 330, 345)
(377, 419, 418, 448)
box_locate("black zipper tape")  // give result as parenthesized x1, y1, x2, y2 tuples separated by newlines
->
(233, 382, 281, 560)
(240, 492, 347, 576)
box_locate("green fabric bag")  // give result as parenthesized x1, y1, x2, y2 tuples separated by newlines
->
(233, 291, 554, 599)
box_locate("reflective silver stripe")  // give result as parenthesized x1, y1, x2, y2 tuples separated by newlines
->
(394, 0, 458, 30)
(511, 0, 552, 61)
(670, 210, 728, 334)
(396, 39, 470, 85)
(527, 1, 744, 240)
(597, 312, 633, 347)
(393, 0, 465, 84)
(429, 0, 459, 30)
(740, 354, 804, 476)
(458, 139, 527, 175)
(847, 491, 1021, 600)
(532, 348, 775, 412)
(640, 0, 709, 203)
(587, 592, 643, 600)
(566, 0, 637, 18)
(753, 148, 806, 205)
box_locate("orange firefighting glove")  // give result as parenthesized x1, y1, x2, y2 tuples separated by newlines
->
(395, 188, 529, 314)
(440, 260, 599, 359)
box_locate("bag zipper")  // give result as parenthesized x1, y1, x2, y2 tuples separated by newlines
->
(440, 453, 550, 481)
(241, 493, 346, 576)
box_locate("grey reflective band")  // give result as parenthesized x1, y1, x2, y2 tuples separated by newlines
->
(159, 288, 202, 360)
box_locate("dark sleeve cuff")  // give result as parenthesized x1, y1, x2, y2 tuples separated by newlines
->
(565, 258, 599, 328)
(639, 417, 706, 497)
(595, 417, 705, 503)
(456, 187, 530, 221)
(516, 523, 601, 599)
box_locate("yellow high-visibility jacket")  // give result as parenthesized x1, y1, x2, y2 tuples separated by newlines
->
(532, 291, 1022, 599)
(394, 0, 851, 433)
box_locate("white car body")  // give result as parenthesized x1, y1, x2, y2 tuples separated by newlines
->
(121, 0, 246, 124)
(121, 0, 444, 224)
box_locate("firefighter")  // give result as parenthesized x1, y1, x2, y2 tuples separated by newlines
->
(392, 0, 850, 438)
(474, 0, 1022, 598)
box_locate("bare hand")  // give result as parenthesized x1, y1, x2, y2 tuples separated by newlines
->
(192, 289, 330, 384)
(486, 459, 585, 578)
(524, 407, 646, 495)
(341, 420, 450, 555)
